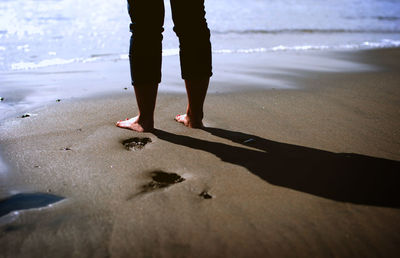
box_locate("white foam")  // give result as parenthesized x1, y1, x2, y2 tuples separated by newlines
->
(11, 57, 97, 70)
(119, 54, 128, 60)
(162, 48, 179, 56)
(119, 49, 180, 58)
(9, 39, 400, 71)
(213, 39, 400, 55)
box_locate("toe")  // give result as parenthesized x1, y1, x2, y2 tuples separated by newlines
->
(175, 114, 185, 122)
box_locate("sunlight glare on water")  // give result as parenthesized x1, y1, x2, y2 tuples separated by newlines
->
(0, 0, 399, 71)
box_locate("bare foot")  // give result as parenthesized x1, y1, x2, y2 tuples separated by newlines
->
(175, 114, 203, 128)
(116, 116, 153, 132)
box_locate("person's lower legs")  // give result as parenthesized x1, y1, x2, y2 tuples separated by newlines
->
(117, 0, 164, 132)
(175, 78, 209, 128)
(171, 0, 212, 128)
(116, 84, 158, 132)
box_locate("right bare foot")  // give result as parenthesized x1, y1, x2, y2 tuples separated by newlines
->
(116, 116, 153, 132)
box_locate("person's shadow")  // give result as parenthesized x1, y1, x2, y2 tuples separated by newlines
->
(153, 127, 400, 208)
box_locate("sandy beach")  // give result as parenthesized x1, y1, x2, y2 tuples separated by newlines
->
(1, 49, 400, 257)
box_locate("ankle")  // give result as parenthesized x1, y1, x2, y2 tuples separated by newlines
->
(185, 111, 203, 128)
(186, 108, 203, 121)
(137, 113, 154, 126)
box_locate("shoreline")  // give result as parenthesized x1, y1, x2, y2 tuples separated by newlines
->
(1, 48, 400, 257)
(0, 47, 389, 121)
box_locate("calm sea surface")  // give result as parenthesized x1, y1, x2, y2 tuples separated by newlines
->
(0, 0, 400, 71)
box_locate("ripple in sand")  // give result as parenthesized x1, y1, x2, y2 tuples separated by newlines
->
(122, 137, 152, 151)
(0, 193, 65, 218)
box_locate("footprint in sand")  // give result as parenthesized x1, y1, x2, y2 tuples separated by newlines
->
(122, 137, 152, 151)
(199, 191, 213, 199)
(139, 171, 185, 194)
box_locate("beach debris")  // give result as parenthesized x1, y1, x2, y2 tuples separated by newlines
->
(34, 165, 41, 168)
(60, 147, 72, 151)
(199, 191, 212, 199)
(56, 99, 61, 102)
(21, 113, 31, 118)
(0, 192, 65, 218)
(0, 97, 4, 101)
(140, 171, 185, 193)
(124, 87, 128, 90)
(122, 137, 152, 151)
(243, 138, 256, 144)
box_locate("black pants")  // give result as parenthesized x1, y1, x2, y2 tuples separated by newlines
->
(127, 0, 212, 86)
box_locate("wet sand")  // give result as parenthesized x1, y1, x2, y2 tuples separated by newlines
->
(1, 49, 400, 257)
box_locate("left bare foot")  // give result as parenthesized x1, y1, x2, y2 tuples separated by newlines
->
(175, 114, 203, 128)
(116, 116, 153, 132)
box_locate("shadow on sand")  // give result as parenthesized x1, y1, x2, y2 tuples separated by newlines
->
(153, 127, 400, 208)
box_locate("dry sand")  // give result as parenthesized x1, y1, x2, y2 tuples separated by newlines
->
(0, 49, 400, 257)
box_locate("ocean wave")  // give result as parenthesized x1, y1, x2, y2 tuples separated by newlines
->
(11, 57, 98, 70)
(118, 48, 180, 60)
(344, 16, 400, 21)
(214, 39, 400, 54)
(212, 29, 400, 35)
(10, 39, 400, 70)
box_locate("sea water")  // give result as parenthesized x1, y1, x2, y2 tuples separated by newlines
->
(0, 0, 399, 71)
